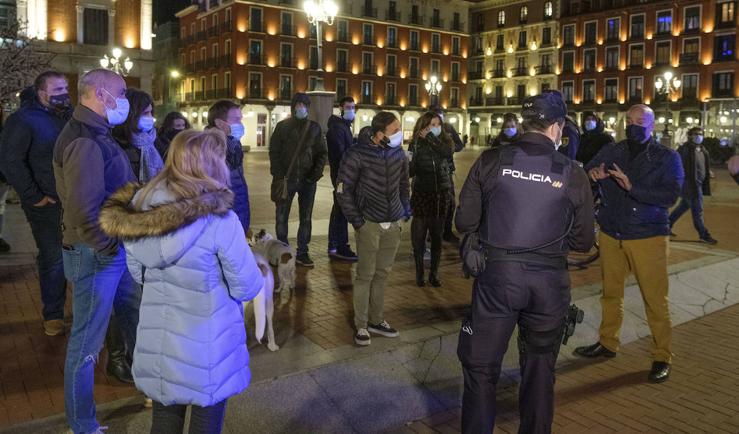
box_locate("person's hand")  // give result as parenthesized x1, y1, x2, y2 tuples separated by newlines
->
(608, 163, 632, 191)
(728, 155, 739, 176)
(418, 126, 430, 139)
(588, 163, 610, 182)
(33, 196, 57, 207)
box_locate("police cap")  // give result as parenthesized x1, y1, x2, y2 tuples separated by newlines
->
(521, 90, 568, 123)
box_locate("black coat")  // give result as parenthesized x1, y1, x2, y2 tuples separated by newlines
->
(408, 133, 452, 193)
(326, 114, 354, 184)
(576, 115, 614, 166)
(676, 141, 711, 198)
(269, 117, 327, 183)
(0, 96, 71, 205)
(336, 127, 411, 228)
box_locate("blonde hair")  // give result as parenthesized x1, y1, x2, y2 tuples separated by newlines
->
(134, 129, 231, 210)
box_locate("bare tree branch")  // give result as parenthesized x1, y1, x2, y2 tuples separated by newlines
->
(0, 20, 56, 105)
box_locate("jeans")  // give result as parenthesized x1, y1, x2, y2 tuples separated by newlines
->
(0, 182, 8, 237)
(669, 191, 709, 239)
(63, 243, 141, 434)
(328, 191, 349, 250)
(275, 179, 317, 256)
(151, 400, 228, 434)
(22, 202, 67, 320)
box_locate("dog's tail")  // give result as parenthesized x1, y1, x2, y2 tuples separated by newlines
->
(252, 254, 274, 341)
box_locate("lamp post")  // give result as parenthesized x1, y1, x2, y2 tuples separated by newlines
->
(654, 71, 681, 145)
(303, 0, 338, 92)
(99, 47, 133, 76)
(425, 75, 442, 107)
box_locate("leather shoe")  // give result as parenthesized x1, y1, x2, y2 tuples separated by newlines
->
(574, 342, 617, 358)
(107, 357, 134, 384)
(648, 361, 671, 383)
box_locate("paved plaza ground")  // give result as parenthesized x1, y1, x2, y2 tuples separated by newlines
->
(1, 147, 738, 433)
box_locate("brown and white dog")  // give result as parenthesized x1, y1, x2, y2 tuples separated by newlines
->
(245, 253, 279, 352)
(247, 229, 296, 293)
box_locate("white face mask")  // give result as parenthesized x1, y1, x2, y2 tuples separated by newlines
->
(430, 126, 442, 137)
(230, 123, 245, 140)
(503, 127, 517, 138)
(693, 135, 703, 145)
(295, 107, 308, 119)
(102, 88, 130, 126)
(584, 120, 597, 131)
(386, 130, 403, 148)
(137, 116, 155, 132)
(342, 109, 355, 121)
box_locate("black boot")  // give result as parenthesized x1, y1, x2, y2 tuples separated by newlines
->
(105, 315, 134, 384)
(429, 247, 442, 287)
(414, 253, 425, 287)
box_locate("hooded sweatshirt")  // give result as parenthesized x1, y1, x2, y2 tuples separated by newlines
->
(99, 182, 264, 406)
(576, 112, 615, 166)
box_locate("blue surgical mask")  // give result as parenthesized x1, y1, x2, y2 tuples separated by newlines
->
(295, 107, 308, 119)
(430, 126, 442, 137)
(230, 123, 245, 140)
(693, 135, 704, 145)
(342, 109, 355, 121)
(584, 120, 597, 131)
(137, 116, 155, 132)
(503, 127, 517, 138)
(103, 88, 130, 126)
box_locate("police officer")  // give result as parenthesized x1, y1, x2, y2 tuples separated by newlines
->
(455, 91, 594, 434)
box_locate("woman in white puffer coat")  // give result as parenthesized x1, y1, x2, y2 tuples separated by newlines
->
(100, 128, 264, 434)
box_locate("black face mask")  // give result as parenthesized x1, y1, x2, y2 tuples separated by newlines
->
(625, 124, 647, 143)
(48, 93, 71, 110)
(165, 129, 181, 141)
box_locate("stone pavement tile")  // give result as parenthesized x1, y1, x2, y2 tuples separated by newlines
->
(310, 352, 446, 434)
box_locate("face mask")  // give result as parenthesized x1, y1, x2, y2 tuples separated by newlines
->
(503, 128, 517, 138)
(295, 107, 308, 119)
(386, 131, 403, 148)
(102, 88, 130, 126)
(48, 93, 71, 110)
(625, 124, 648, 143)
(584, 120, 597, 131)
(693, 135, 704, 145)
(230, 123, 245, 140)
(137, 116, 155, 132)
(430, 126, 442, 137)
(342, 109, 355, 121)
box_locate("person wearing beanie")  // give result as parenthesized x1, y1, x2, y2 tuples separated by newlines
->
(269, 92, 328, 267)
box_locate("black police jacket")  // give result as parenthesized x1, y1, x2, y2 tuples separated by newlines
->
(456, 132, 594, 258)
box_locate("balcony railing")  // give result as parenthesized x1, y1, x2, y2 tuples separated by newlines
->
(387, 39, 398, 49)
(452, 21, 464, 32)
(514, 67, 528, 76)
(584, 37, 596, 46)
(386, 95, 397, 105)
(386, 10, 401, 21)
(279, 89, 292, 100)
(206, 89, 217, 100)
(605, 34, 619, 43)
(217, 88, 231, 98)
(336, 61, 349, 73)
(450, 98, 459, 108)
(410, 67, 419, 78)
(469, 96, 483, 106)
(409, 96, 419, 106)
(409, 15, 424, 25)
(185, 92, 194, 101)
(249, 87, 263, 99)
(472, 47, 484, 56)
(493, 69, 506, 78)
(431, 45, 441, 54)
(680, 53, 699, 65)
(628, 95, 643, 103)
(363, 7, 378, 18)
(361, 95, 372, 104)
(249, 55, 264, 65)
(431, 18, 444, 29)
(223, 21, 233, 32)
(537, 65, 553, 74)
(250, 22, 263, 33)
(486, 97, 505, 106)
(451, 74, 460, 82)
(362, 64, 376, 75)
(363, 35, 374, 45)
(220, 55, 233, 66)
(281, 25, 296, 36)
(386, 66, 397, 77)
(280, 57, 294, 68)
(468, 70, 483, 80)
(337, 32, 349, 43)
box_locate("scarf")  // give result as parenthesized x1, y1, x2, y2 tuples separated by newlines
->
(130, 128, 164, 183)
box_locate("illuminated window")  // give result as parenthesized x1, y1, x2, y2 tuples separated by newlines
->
(606, 46, 619, 69)
(656, 11, 672, 34)
(684, 6, 700, 31)
(498, 11, 506, 27)
(249, 73, 262, 98)
(655, 41, 671, 65)
(583, 80, 595, 102)
(544, 2, 553, 19)
(606, 18, 620, 41)
(712, 72, 734, 97)
(682, 74, 698, 99)
(583, 49, 596, 71)
(628, 76, 643, 100)
(83, 8, 108, 45)
(714, 34, 736, 60)
(604, 79, 618, 102)
(563, 24, 575, 46)
(520, 6, 528, 23)
(628, 44, 644, 67)
(361, 81, 373, 104)
(717, 1, 736, 26)
(630, 14, 644, 38)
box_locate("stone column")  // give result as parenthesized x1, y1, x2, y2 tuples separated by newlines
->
(307, 90, 336, 135)
(108, 9, 116, 47)
(140, 0, 152, 50)
(76, 3, 83, 44)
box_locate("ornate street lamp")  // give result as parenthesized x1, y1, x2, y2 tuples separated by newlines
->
(99, 47, 133, 76)
(425, 75, 442, 106)
(654, 71, 681, 96)
(304, 0, 338, 92)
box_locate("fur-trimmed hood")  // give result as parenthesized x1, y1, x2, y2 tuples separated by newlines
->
(100, 182, 235, 268)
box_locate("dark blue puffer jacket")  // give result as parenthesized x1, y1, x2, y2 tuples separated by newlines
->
(226, 136, 250, 232)
(585, 138, 684, 240)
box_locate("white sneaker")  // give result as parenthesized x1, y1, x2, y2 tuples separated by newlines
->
(368, 321, 400, 338)
(354, 328, 371, 346)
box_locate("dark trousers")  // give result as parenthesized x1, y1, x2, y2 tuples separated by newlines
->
(411, 216, 444, 275)
(458, 261, 570, 434)
(328, 190, 349, 250)
(275, 179, 317, 256)
(151, 400, 227, 434)
(669, 191, 709, 238)
(444, 176, 457, 237)
(22, 203, 66, 320)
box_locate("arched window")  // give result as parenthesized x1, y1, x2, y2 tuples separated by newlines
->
(544, 2, 553, 18)
(498, 10, 506, 26)
(520, 6, 528, 22)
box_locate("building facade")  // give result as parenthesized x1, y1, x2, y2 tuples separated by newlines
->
(177, 0, 470, 149)
(152, 20, 181, 118)
(559, 0, 739, 144)
(467, 0, 559, 145)
(11, 0, 154, 99)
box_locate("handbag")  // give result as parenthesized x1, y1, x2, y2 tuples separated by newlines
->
(271, 121, 311, 203)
